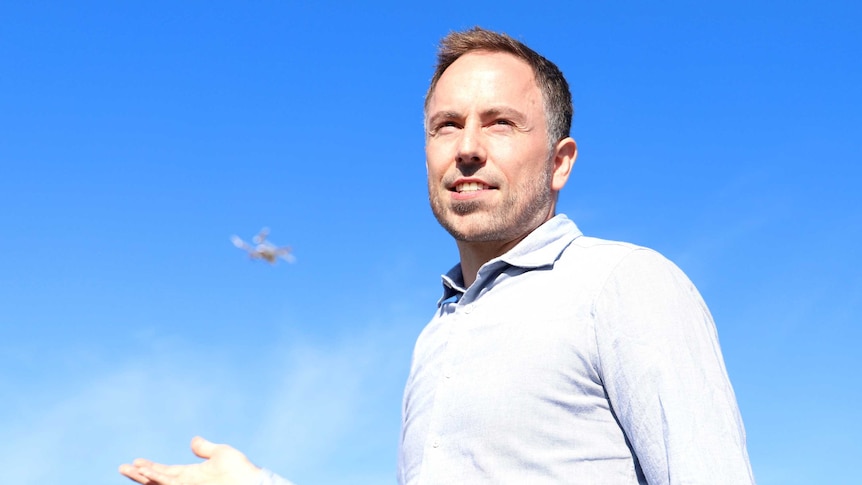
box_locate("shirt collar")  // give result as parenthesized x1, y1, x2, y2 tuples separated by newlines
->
(437, 214, 582, 306)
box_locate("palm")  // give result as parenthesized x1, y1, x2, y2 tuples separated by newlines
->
(119, 437, 260, 485)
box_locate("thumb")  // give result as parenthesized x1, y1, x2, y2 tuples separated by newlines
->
(190, 436, 219, 459)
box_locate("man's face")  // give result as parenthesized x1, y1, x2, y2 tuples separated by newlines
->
(425, 51, 559, 244)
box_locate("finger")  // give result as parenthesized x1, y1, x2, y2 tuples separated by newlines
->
(138, 466, 177, 485)
(132, 458, 183, 477)
(190, 436, 219, 459)
(118, 464, 153, 484)
(142, 461, 184, 477)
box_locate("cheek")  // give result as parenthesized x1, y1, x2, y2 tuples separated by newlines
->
(425, 148, 449, 179)
(425, 161, 443, 181)
(513, 142, 551, 172)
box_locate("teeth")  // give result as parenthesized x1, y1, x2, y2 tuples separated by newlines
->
(455, 182, 488, 193)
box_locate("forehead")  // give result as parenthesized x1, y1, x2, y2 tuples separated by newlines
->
(428, 51, 542, 112)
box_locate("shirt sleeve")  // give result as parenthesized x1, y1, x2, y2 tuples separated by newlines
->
(257, 468, 298, 485)
(593, 248, 755, 484)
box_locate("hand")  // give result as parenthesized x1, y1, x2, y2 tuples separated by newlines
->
(119, 436, 262, 485)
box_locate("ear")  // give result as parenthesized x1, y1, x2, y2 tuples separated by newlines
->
(551, 137, 577, 191)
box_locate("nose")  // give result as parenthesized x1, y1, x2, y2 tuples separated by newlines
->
(456, 124, 486, 166)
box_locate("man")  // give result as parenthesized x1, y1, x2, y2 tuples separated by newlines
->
(120, 27, 755, 484)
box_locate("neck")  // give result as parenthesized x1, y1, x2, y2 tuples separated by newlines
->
(456, 238, 526, 287)
(453, 209, 558, 287)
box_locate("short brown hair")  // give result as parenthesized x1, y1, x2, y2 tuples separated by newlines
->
(424, 27, 573, 146)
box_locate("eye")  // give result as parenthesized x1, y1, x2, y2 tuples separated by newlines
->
(434, 121, 460, 135)
(489, 118, 516, 133)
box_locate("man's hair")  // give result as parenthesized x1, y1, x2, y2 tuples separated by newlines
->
(424, 27, 573, 147)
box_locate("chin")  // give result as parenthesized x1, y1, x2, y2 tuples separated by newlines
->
(444, 217, 503, 243)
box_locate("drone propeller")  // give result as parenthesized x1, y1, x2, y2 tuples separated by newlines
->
(230, 235, 251, 250)
(252, 227, 270, 244)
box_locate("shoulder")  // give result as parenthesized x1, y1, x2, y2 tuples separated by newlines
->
(576, 237, 713, 343)
(553, 234, 702, 314)
(566, 234, 644, 259)
(557, 234, 678, 281)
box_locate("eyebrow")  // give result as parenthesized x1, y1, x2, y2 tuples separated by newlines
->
(427, 106, 528, 126)
(427, 111, 460, 127)
(481, 106, 527, 123)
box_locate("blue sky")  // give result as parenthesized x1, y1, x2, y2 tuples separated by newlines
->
(1, 1, 859, 484)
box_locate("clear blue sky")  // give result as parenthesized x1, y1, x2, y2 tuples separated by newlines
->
(1, 2, 860, 484)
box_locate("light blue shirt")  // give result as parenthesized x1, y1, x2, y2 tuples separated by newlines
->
(397, 214, 755, 484)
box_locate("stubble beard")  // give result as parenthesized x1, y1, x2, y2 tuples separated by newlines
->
(429, 167, 554, 243)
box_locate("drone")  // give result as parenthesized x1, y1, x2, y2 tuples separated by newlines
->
(231, 227, 295, 264)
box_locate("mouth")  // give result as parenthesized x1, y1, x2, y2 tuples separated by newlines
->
(454, 181, 490, 193)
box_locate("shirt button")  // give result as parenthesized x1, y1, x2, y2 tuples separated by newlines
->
(432, 438, 441, 448)
(463, 304, 473, 314)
